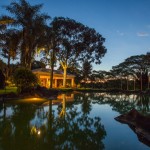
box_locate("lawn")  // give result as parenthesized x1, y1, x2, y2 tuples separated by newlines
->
(0, 86, 17, 95)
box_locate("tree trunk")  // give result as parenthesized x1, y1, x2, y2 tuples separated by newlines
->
(140, 70, 143, 91)
(120, 78, 122, 90)
(63, 66, 67, 88)
(50, 50, 55, 88)
(126, 76, 129, 91)
(50, 66, 54, 88)
(59, 94, 66, 117)
(6, 55, 10, 80)
(134, 78, 136, 91)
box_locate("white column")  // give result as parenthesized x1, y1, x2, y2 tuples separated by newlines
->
(71, 78, 74, 87)
(55, 79, 57, 88)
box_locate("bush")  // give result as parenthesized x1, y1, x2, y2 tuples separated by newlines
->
(13, 68, 38, 93)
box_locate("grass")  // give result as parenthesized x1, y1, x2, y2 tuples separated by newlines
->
(0, 86, 17, 95)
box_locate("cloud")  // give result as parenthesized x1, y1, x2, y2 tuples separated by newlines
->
(137, 32, 149, 37)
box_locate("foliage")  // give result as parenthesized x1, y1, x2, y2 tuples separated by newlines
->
(2, 0, 50, 69)
(13, 68, 38, 93)
(0, 29, 20, 78)
(111, 53, 150, 91)
(49, 17, 107, 87)
(31, 60, 46, 70)
(82, 59, 93, 79)
(1, 29, 19, 60)
(1, 1, 108, 89)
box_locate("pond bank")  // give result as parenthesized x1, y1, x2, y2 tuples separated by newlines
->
(0, 86, 59, 102)
(0, 87, 150, 102)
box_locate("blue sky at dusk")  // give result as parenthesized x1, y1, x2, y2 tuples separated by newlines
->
(0, 0, 150, 71)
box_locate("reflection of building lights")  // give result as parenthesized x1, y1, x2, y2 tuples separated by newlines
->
(37, 130, 41, 135)
(32, 98, 38, 100)
(30, 126, 41, 135)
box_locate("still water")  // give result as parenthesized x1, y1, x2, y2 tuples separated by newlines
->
(0, 92, 150, 150)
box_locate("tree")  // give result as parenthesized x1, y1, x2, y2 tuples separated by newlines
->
(112, 53, 150, 91)
(3, 0, 50, 69)
(58, 61, 82, 87)
(0, 16, 14, 41)
(13, 68, 38, 93)
(50, 17, 107, 87)
(92, 70, 112, 89)
(82, 60, 92, 79)
(81, 60, 93, 87)
(0, 29, 20, 79)
(111, 62, 135, 90)
(124, 54, 150, 91)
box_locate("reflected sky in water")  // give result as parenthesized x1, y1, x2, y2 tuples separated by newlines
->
(0, 92, 150, 150)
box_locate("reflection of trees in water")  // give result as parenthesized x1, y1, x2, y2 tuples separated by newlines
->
(0, 103, 12, 150)
(73, 92, 150, 114)
(1, 93, 149, 149)
(41, 94, 106, 150)
(74, 92, 93, 114)
(0, 94, 106, 150)
(87, 93, 150, 114)
(0, 103, 37, 150)
(136, 95, 150, 112)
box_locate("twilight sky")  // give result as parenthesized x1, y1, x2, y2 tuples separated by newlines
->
(0, 0, 150, 71)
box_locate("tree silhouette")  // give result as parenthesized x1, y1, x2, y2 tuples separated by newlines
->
(50, 17, 107, 87)
(2, 0, 50, 69)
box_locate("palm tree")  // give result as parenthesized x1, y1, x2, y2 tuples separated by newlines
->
(0, 29, 20, 79)
(3, 0, 50, 69)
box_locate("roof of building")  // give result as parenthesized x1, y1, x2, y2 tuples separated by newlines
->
(32, 68, 75, 77)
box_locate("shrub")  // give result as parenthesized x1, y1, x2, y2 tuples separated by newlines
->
(13, 68, 38, 93)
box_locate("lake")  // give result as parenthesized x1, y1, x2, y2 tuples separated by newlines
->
(0, 92, 150, 150)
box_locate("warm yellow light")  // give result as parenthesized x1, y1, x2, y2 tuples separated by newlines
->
(32, 98, 38, 100)
(37, 130, 41, 135)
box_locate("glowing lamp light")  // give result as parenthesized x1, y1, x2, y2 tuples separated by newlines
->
(37, 130, 41, 135)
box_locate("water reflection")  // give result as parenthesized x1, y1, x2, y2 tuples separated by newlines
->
(0, 93, 106, 150)
(0, 93, 150, 149)
(87, 93, 150, 114)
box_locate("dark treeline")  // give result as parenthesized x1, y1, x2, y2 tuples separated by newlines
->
(79, 53, 150, 91)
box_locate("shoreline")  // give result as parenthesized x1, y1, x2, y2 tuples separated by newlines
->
(0, 88, 150, 102)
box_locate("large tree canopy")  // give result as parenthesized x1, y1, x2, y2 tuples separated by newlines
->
(50, 17, 107, 87)
(2, 0, 50, 69)
(111, 53, 150, 90)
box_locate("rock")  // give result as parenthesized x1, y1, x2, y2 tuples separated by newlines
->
(115, 109, 150, 147)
